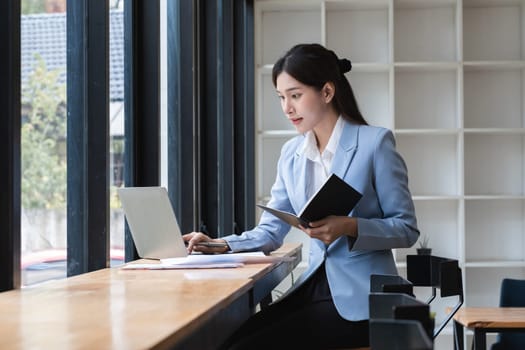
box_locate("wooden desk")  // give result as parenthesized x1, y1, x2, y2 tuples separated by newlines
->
(453, 307, 525, 350)
(0, 242, 302, 350)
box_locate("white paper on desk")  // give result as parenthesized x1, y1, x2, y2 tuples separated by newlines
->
(121, 252, 294, 270)
(121, 262, 244, 270)
(161, 251, 294, 266)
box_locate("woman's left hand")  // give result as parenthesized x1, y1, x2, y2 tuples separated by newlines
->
(300, 216, 357, 245)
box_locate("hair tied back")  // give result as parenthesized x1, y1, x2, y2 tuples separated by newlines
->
(339, 58, 352, 74)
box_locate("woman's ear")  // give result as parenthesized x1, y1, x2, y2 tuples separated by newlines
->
(322, 82, 335, 103)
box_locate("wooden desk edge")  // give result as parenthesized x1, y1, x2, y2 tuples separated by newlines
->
(454, 307, 525, 329)
(248, 242, 303, 281)
(271, 242, 302, 258)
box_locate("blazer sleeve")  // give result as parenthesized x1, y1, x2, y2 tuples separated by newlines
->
(353, 128, 419, 250)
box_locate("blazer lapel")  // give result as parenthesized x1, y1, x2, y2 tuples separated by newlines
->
(292, 137, 309, 212)
(331, 122, 359, 179)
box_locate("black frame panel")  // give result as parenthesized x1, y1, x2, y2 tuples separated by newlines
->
(233, 0, 255, 233)
(167, 0, 201, 233)
(167, 0, 255, 238)
(0, 0, 21, 291)
(124, 0, 161, 261)
(67, 0, 110, 276)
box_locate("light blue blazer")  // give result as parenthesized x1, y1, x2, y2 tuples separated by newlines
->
(224, 120, 419, 321)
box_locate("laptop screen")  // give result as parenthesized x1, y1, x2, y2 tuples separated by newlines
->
(118, 187, 188, 259)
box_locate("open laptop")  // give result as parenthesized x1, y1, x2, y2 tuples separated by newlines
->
(118, 187, 188, 259)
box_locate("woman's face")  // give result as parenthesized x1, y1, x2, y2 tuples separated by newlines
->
(275, 72, 333, 134)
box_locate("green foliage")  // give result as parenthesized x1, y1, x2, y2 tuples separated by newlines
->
(22, 0, 46, 14)
(21, 56, 66, 209)
(110, 186, 122, 209)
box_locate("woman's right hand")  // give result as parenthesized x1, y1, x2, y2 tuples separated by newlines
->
(183, 231, 230, 254)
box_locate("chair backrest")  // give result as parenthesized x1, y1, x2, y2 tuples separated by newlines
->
(495, 278, 525, 350)
(500, 278, 525, 307)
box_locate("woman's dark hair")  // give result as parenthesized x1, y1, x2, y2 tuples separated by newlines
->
(272, 43, 368, 125)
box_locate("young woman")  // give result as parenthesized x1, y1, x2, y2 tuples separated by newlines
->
(184, 43, 419, 349)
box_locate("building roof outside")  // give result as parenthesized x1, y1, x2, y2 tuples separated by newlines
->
(21, 10, 124, 102)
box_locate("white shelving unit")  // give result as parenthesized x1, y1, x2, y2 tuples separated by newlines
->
(254, 0, 525, 348)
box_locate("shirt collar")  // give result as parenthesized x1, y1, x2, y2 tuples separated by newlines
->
(300, 116, 344, 161)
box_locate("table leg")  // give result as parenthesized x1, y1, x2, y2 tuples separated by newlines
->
(473, 329, 486, 350)
(454, 320, 464, 350)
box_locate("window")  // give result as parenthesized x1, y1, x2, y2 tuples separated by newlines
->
(20, 0, 126, 285)
(2, 0, 255, 291)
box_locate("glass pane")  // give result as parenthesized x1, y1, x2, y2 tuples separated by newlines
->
(110, 0, 125, 266)
(21, 0, 67, 286)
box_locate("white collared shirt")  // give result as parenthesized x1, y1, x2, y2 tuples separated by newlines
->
(300, 116, 345, 199)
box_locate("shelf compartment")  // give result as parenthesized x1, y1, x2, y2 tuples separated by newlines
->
(325, 0, 389, 63)
(465, 198, 525, 262)
(464, 134, 525, 195)
(396, 134, 459, 196)
(394, 199, 459, 263)
(465, 267, 525, 307)
(463, 0, 525, 61)
(348, 70, 391, 129)
(256, 2, 322, 66)
(394, 2, 458, 62)
(464, 68, 525, 129)
(395, 68, 459, 129)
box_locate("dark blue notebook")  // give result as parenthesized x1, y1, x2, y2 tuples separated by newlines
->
(257, 173, 362, 228)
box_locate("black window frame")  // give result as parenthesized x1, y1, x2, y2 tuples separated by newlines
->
(0, 0, 22, 291)
(167, 0, 255, 238)
(67, 0, 111, 276)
